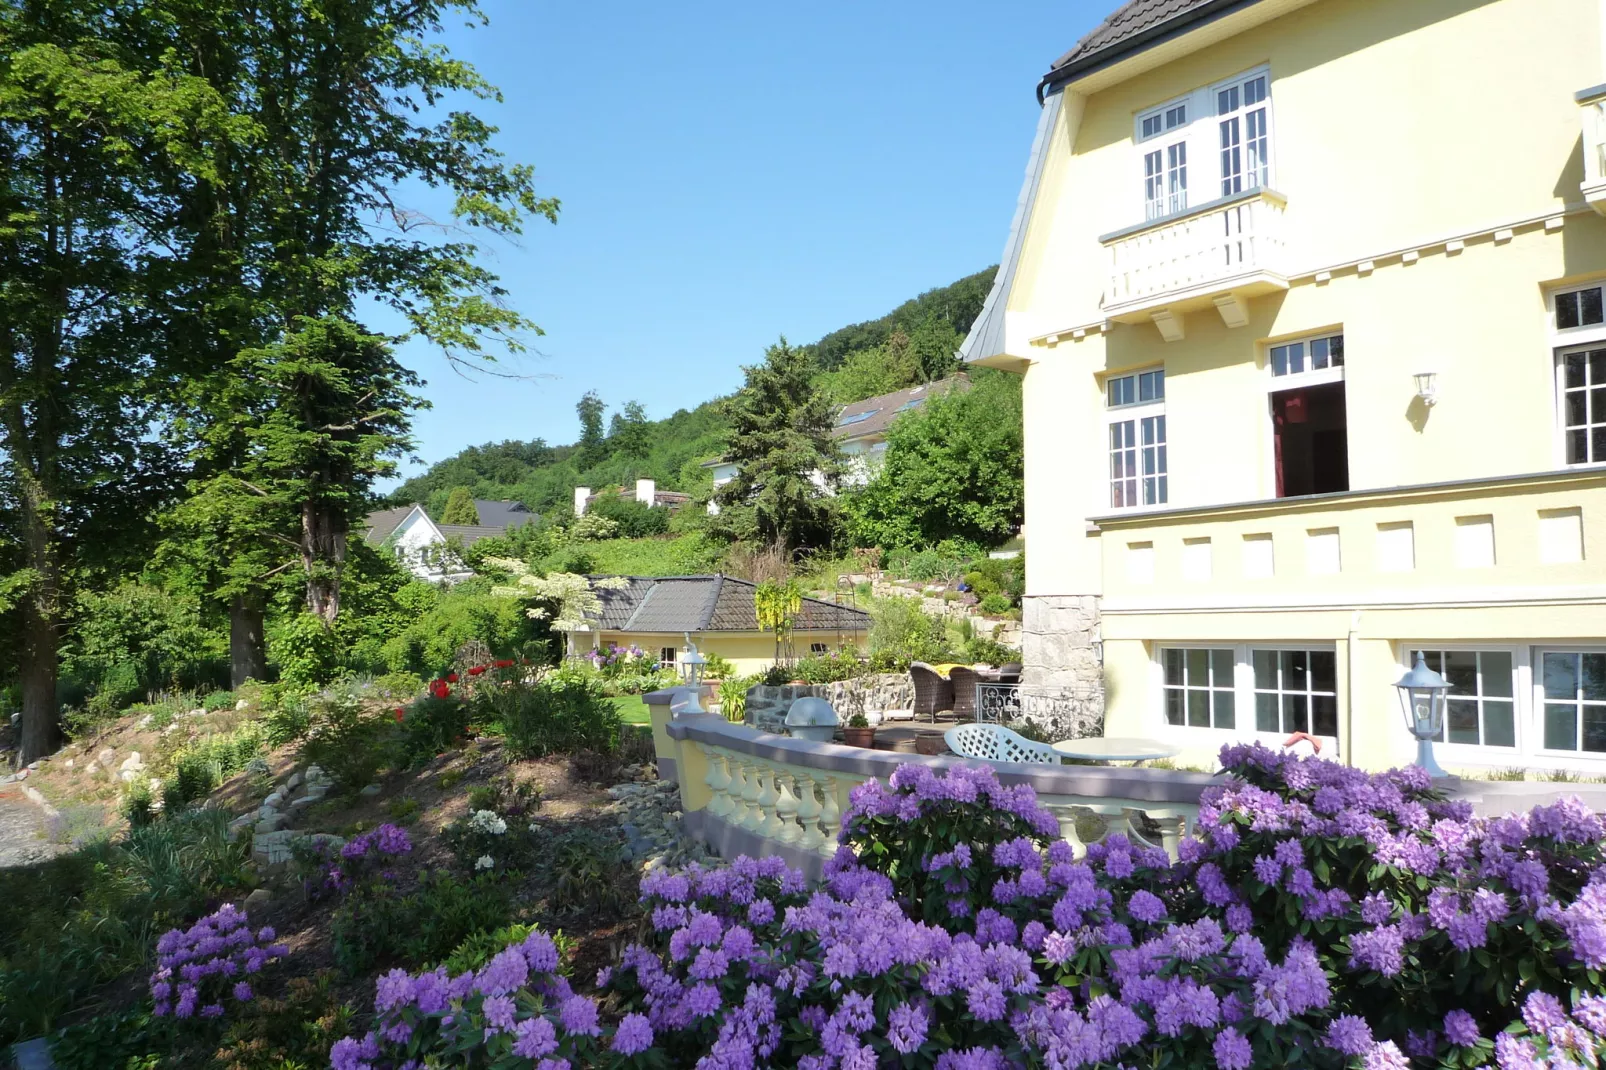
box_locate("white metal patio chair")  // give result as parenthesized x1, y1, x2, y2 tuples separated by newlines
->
(944, 723, 1059, 765)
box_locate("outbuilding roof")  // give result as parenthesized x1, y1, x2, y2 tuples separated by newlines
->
(584, 575, 870, 635)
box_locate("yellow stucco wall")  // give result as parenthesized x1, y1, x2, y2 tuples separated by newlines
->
(990, 0, 1606, 772)
(595, 631, 867, 677)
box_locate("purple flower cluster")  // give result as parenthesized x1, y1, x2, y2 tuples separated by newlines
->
(341, 823, 414, 861)
(1494, 990, 1606, 1070)
(149, 904, 288, 1022)
(330, 929, 618, 1070)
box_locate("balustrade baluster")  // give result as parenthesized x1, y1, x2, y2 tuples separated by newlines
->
(756, 765, 782, 838)
(774, 771, 802, 845)
(726, 758, 751, 827)
(704, 748, 732, 818)
(796, 774, 824, 851)
(740, 757, 765, 832)
(817, 776, 842, 857)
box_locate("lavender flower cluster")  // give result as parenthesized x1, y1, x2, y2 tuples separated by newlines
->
(329, 929, 652, 1070)
(327, 746, 1606, 1069)
(148, 904, 288, 1022)
(315, 822, 413, 897)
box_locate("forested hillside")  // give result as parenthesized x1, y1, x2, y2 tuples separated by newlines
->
(390, 267, 998, 517)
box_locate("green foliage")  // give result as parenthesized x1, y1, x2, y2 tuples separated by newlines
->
(50, 1007, 165, 1070)
(845, 370, 1024, 550)
(482, 669, 621, 759)
(536, 826, 633, 916)
(718, 675, 757, 723)
(64, 583, 228, 708)
(439, 486, 480, 525)
(964, 553, 1025, 606)
(397, 693, 473, 764)
(711, 339, 843, 554)
(702, 652, 735, 680)
(299, 681, 396, 790)
(806, 268, 995, 371)
(162, 723, 266, 813)
(979, 593, 1011, 615)
(586, 491, 671, 537)
(202, 689, 237, 712)
(963, 632, 1021, 667)
(790, 650, 867, 684)
(387, 797, 423, 826)
(439, 923, 539, 976)
(212, 969, 358, 1070)
(884, 540, 981, 584)
(867, 596, 953, 671)
(330, 870, 514, 978)
(540, 532, 722, 577)
(0, 808, 248, 1044)
(441, 788, 542, 874)
(377, 581, 544, 678)
(272, 613, 345, 687)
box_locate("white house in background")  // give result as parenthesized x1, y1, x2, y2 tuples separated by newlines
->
(363, 498, 536, 582)
(702, 376, 971, 511)
(571, 478, 691, 516)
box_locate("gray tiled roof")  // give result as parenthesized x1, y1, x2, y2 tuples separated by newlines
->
(363, 504, 418, 546)
(833, 376, 969, 442)
(437, 524, 513, 548)
(1050, 0, 1250, 74)
(584, 575, 870, 634)
(473, 499, 535, 529)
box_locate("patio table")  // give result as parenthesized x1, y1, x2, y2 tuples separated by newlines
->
(1050, 737, 1182, 765)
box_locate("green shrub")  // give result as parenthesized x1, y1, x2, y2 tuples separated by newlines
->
(963, 632, 1021, 667)
(330, 870, 512, 977)
(397, 693, 472, 764)
(49, 1007, 166, 1070)
(299, 681, 396, 790)
(484, 669, 620, 759)
(791, 650, 866, 684)
(702, 652, 735, 680)
(212, 969, 357, 1070)
(867, 595, 953, 670)
(585, 492, 670, 537)
(538, 826, 632, 916)
(758, 663, 792, 686)
(387, 797, 422, 825)
(161, 723, 266, 813)
(272, 612, 344, 687)
(883, 541, 979, 584)
(201, 689, 236, 712)
(978, 592, 1011, 615)
(719, 675, 757, 723)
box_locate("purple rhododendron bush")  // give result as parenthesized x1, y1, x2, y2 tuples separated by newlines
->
(329, 744, 1606, 1069)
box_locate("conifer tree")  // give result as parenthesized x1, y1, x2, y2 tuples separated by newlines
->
(712, 339, 843, 555)
(440, 487, 481, 525)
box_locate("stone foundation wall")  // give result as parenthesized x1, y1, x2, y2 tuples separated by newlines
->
(744, 674, 915, 735)
(1021, 594, 1105, 739)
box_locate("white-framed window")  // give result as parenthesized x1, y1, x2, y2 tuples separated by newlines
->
(1130, 67, 1272, 224)
(1557, 346, 1606, 466)
(1410, 649, 1517, 748)
(1268, 332, 1345, 385)
(1106, 368, 1167, 509)
(1151, 643, 1338, 743)
(1252, 647, 1339, 736)
(1138, 99, 1189, 220)
(1556, 284, 1605, 332)
(1161, 648, 1236, 729)
(1216, 71, 1271, 196)
(659, 646, 678, 669)
(1540, 650, 1606, 754)
(809, 642, 829, 656)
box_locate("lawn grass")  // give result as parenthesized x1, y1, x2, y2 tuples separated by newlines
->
(613, 694, 651, 725)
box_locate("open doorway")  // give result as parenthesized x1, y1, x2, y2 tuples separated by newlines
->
(1273, 382, 1348, 497)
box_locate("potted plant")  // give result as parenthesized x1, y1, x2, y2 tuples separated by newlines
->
(841, 712, 876, 749)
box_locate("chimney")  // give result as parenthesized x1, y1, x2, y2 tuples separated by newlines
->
(573, 486, 591, 515)
(635, 478, 656, 507)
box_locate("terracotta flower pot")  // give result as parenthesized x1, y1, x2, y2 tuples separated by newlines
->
(841, 726, 877, 749)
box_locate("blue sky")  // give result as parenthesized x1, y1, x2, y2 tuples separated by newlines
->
(381, 0, 1102, 485)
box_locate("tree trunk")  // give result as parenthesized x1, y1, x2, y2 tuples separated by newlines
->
(17, 595, 60, 766)
(302, 501, 346, 622)
(229, 594, 267, 687)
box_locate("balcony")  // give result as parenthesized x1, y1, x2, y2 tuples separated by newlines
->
(1092, 468, 1605, 616)
(1578, 84, 1606, 214)
(1100, 188, 1290, 341)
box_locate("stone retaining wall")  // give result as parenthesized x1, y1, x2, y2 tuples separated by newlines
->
(744, 674, 914, 735)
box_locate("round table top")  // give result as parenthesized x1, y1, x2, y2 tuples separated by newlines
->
(1050, 737, 1183, 762)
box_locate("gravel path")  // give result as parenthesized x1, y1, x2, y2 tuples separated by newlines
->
(0, 781, 58, 869)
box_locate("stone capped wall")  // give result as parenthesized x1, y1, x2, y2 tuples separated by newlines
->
(744, 674, 914, 735)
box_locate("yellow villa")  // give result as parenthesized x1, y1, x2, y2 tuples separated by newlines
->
(961, 0, 1606, 773)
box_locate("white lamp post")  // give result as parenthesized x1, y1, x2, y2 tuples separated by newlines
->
(1395, 652, 1451, 778)
(680, 632, 707, 714)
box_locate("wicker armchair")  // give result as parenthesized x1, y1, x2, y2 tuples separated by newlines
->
(948, 666, 981, 721)
(909, 662, 954, 722)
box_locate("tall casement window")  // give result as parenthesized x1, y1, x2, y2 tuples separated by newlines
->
(1410, 650, 1516, 748)
(1139, 100, 1189, 220)
(1551, 284, 1606, 467)
(1541, 651, 1606, 754)
(1162, 648, 1235, 729)
(1131, 67, 1272, 223)
(1252, 648, 1338, 736)
(1216, 73, 1270, 196)
(1106, 368, 1167, 509)
(1267, 331, 1349, 498)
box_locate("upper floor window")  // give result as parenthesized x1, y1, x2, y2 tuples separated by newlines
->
(1106, 368, 1166, 509)
(1216, 73, 1270, 197)
(1131, 67, 1272, 224)
(1558, 348, 1606, 466)
(1557, 285, 1605, 331)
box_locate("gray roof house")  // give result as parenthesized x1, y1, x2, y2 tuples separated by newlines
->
(362, 499, 536, 582)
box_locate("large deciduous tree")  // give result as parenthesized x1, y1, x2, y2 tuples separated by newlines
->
(845, 370, 1023, 550)
(0, 0, 233, 761)
(712, 339, 842, 555)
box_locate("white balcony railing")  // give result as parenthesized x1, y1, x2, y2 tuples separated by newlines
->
(1102, 188, 1289, 319)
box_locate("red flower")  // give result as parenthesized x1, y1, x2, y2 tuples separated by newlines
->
(429, 679, 451, 699)
(446, 672, 459, 683)
(494, 659, 514, 669)
(467, 665, 487, 676)
(394, 707, 405, 723)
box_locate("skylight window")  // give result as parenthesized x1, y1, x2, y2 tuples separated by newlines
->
(837, 409, 880, 426)
(896, 399, 923, 412)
